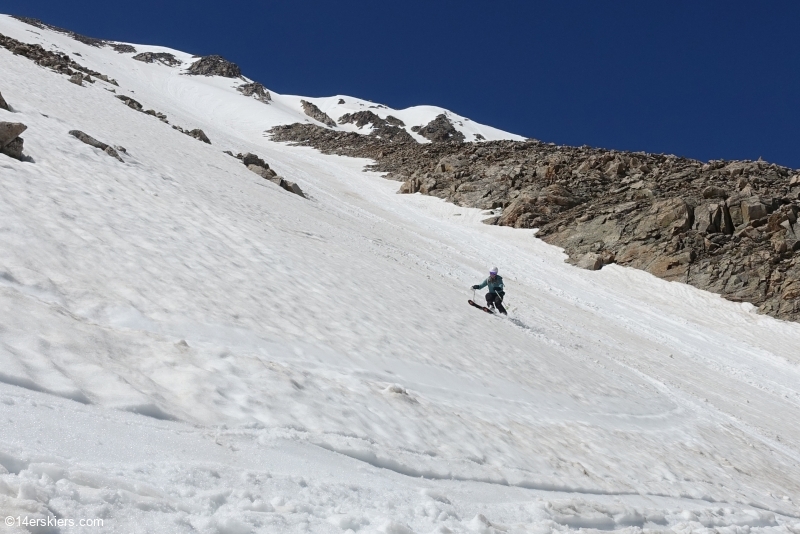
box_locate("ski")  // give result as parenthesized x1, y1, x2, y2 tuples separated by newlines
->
(468, 300, 494, 314)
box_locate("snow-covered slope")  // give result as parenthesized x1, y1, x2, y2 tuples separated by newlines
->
(1, 14, 800, 534)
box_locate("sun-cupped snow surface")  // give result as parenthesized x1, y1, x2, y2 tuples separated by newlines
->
(1, 14, 800, 534)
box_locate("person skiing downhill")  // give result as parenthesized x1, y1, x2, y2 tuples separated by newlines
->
(472, 267, 506, 315)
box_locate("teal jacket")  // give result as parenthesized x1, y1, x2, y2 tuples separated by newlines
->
(476, 275, 504, 294)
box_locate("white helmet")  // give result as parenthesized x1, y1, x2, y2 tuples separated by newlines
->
(489, 266, 498, 275)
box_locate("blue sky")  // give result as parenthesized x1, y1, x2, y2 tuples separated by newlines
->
(9, 1, 800, 167)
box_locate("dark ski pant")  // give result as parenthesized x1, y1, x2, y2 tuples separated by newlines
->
(486, 292, 506, 314)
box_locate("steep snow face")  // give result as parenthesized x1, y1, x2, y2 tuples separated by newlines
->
(1, 14, 800, 534)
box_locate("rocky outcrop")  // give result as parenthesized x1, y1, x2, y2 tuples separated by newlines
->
(300, 100, 336, 128)
(338, 111, 414, 143)
(172, 126, 211, 144)
(116, 95, 143, 111)
(225, 151, 305, 198)
(132, 52, 182, 66)
(0, 32, 118, 85)
(0, 91, 9, 111)
(187, 55, 241, 77)
(411, 114, 465, 143)
(270, 122, 800, 323)
(237, 82, 271, 103)
(111, 43, 137, 54)
(0, 122, 27, 160)
(68, 130, 124, 162)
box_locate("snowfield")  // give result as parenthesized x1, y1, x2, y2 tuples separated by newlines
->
(1, 14, 800, 534)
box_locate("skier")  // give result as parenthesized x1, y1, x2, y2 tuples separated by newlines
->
(472, 267, 506, 315)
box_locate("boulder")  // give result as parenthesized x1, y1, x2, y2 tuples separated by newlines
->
(0, 122, 27, 148)
(740, 197, 768, 224)
(172, 126, 211, 144)
(0, 90, 8, 111)
(693, 203, 722, 234)
(577, 253, 603, 271)
(702, 185, 728, 199)
(68, 130, 123, 162)
(280, 179, 305, 198)
(187, 55, 241, 77)
(0, 136, 24, 160)
(434, 155, 468, 174)
(116, 95, 143, 111)
(242, 153, 270, 168)
(69, 73, 83, 86)
(247, 164, 277, 179)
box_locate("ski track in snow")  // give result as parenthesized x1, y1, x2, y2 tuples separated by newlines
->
(1, 15, 800, 533)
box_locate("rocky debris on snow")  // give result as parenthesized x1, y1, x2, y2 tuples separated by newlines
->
(0, 32, 119, 86)
(338, 111, 414, 143)
(69, 73, 95, 86)
(338, 98, 346, 104)
(68, 130, 124, 162)
(0, 90, 9, 111)
(385, 115, 405, 127)
(144, 109, 169, 122)
(270, 121, 800, 323)
(236, 82, 271, 103)
(0, 122, 27, 160)
(300, 100, 336, 128)
(132, 52, 182, 66)
(111, 43, 136, 54)
(411, 114, 465, 143)
(227, 151, 306, 198)
(116, 95, 143, 111)
(172, 126, 211, 144)
(115, 95, 169, 123)
(12, 16, 106, 47)
(187, 55, 241, 77)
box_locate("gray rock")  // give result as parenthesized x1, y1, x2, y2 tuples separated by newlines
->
(0, 136, 24, 160)
(241, 153, 269, 168)
(132, 52, 181, 66)
(0, 122, 27, 148)
(187, 55, 241, 77)
(577, 253, 603, 271)
(0, 90, 8, 111)
(702, 185, 728, 199)
(741, 197, 768, 224)
(411, 114, 465, 143)
(111, 43, 137, 54)
(280, 180, 305, 198)
(237, 82, 271, 103)
(69, 73, 84, 86)
(68, 130, 123, 162)
(116, 95, 143, 111)
(172, 126, 211, 144)
(247, 164, 277, 179)
(300, 100, 336, 128)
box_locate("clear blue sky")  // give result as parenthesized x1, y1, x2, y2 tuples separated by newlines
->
(10, 1, 800, 167)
